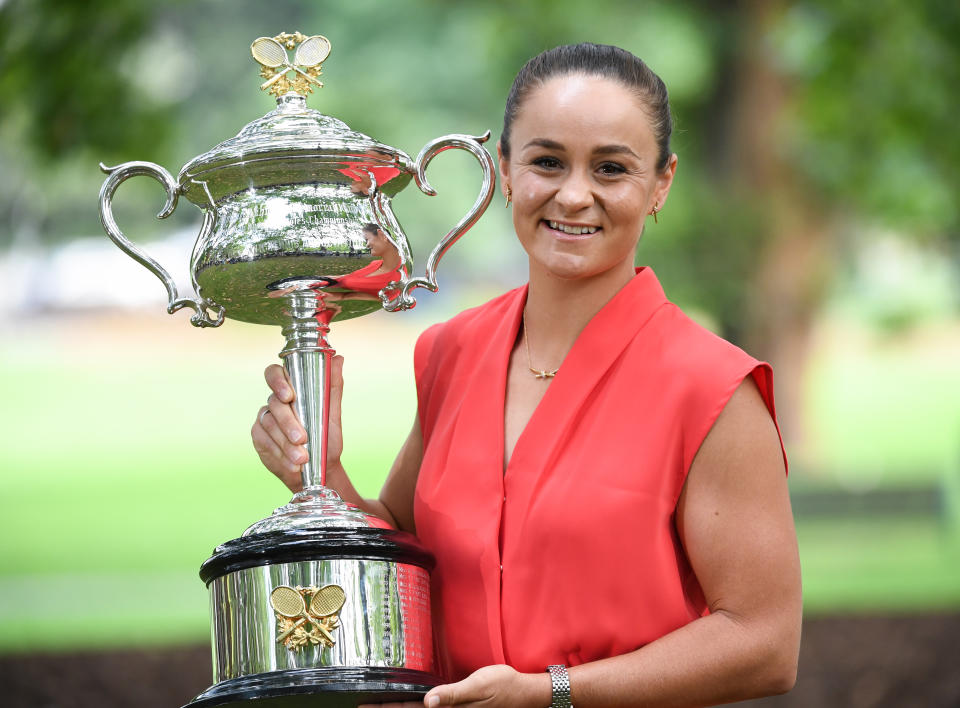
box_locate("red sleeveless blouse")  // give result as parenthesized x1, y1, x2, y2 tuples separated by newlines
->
(412, 268, 784, 681)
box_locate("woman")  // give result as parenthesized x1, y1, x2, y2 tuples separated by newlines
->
(253, 43, 801, 708)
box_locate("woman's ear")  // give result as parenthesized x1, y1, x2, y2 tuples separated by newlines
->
(497, 140, 510, 197)
(653, 153, 678, 211)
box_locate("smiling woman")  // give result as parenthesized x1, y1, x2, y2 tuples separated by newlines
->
(500, 73, 676, 287)
(252, 43, 801, 708)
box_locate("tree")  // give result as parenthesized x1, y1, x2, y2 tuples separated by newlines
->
(715, 0, 960, 439)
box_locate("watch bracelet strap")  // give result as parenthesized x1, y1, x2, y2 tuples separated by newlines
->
(547, 664, 573, 708)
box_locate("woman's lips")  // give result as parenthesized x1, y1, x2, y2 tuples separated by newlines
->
(543, 219, 601, 239)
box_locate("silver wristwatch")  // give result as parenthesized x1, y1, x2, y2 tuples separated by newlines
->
(547, 664, 573, 708)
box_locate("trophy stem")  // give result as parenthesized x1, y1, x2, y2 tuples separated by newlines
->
(279, 293, 335, 491)
(244, 290, 369, 534)
(281, 345, 333, 490)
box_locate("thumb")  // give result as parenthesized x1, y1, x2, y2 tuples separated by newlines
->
(424, 680, 467, 707)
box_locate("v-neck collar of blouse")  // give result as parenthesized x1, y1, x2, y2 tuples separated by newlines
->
(496, 267, 669, 477)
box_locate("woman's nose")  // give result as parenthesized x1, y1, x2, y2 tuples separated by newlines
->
(554, 171, 594, 212)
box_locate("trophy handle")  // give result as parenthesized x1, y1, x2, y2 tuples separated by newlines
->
(98, 161, 225, 328)
(381, 131, 496, 312)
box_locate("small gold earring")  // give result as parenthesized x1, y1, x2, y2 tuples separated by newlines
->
(651, 204, 659, 224)
(505, 186, 512, 208)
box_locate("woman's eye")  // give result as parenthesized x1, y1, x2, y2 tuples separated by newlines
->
(532, 156, 562, 169)
(597, 162, 626, 176)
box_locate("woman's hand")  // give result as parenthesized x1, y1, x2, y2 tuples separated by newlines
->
(359, 665, 550, 708)
(251, 356, 346, 492)
(424, 666, 550, 707)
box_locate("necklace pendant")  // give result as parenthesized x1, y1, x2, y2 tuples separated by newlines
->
(522, 311, 559, 381)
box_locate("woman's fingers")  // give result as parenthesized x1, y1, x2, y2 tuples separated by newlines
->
(261, 397, 307, 465)
(256, 356, 346, 490)
(267, 392, 307, 445)
(254, 363, 308, 492)
(251, 406, 302, 491)
(421, 665, 534, 708)
(262, 364, 307, 447)
(265, 363, 294, 402)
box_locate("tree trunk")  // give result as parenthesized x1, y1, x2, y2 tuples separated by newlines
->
(728, 0, 835, 449)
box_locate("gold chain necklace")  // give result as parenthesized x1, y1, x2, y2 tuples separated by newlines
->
(522, 310, 559, 380)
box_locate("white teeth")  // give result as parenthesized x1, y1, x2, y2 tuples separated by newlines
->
(547, 220, 599, 235)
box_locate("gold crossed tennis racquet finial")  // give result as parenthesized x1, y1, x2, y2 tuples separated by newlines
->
(251, 32, 332, 98)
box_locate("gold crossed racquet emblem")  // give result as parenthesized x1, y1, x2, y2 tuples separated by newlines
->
(251, 32, 331, 98)
(270, 584, 346, 651)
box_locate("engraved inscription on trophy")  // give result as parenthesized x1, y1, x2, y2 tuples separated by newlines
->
(382, 563, 394, 662)
(397, 565, 432, 671)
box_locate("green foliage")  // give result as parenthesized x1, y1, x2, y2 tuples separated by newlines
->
(776, 0, 960, 236)
(0, 0, 957, 326)
(0, 0, 179, 161)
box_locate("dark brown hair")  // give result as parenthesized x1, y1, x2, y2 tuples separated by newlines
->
(500, 43, 673, 171)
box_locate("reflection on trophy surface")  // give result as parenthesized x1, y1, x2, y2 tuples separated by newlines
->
(97, 30, 494, 707)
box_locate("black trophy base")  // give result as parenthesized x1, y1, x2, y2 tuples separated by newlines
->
(185, 666, 442, 707)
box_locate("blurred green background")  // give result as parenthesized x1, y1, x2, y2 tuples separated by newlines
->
(1, 0, 958, 653)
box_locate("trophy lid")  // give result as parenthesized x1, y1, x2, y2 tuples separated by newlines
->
(178, 32, 414, 205)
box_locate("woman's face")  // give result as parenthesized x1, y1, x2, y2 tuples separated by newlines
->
(364, 228, 388, 258)
(500, 74, 676, 283)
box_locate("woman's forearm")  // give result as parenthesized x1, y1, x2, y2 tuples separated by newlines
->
(564, 608, 799, 707)
(423, 607, 799, 708)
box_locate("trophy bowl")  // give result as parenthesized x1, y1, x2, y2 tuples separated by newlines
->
(97, 31, 495, 706)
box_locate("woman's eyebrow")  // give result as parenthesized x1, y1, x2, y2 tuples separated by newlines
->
(521, 139, 642, 161)
(522, 138, 565, 151)
(594, 144, 642, 160)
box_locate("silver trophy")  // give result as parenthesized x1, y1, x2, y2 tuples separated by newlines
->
(98, 32, 495, 706)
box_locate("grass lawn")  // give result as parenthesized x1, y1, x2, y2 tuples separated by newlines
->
(803, 318, 960, 484)
(1, 311, 958, 652)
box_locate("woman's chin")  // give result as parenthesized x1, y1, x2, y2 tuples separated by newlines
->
(533, 255, 603, 282)
(529, 250, 633, 284)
